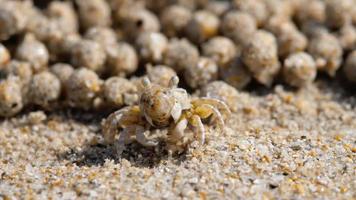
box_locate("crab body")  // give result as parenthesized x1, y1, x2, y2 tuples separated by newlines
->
(102, 76, 230, 156)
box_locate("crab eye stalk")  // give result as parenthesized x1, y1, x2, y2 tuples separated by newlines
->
(169, 75, 179, 88)
(142, 77, 151, 88)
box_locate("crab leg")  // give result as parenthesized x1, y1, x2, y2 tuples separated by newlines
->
(102, 109, 126, 144)
(171, 102, 182, 122)
(192, 97, 231, 118)
(135, 126, 158, 147)
(114, 127, 132, 157)
(191, 115, 205, 145)
(170, 118, 188, 142)
(199, 104, 225, 129)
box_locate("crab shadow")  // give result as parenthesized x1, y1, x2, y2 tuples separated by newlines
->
(59, 142, 187, 168)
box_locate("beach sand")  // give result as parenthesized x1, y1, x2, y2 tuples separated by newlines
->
(0, 79, 355, 199)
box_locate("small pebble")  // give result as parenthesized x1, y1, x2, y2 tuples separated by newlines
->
(27, 111, 47, 125)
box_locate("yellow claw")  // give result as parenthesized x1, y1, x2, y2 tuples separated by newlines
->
(189, 116, 199, 127)
(195, 106, 213, 119)
(118, 106, 143, 126)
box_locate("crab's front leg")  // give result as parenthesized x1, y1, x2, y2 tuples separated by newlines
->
(190, 115, 206, 145)
(169, 118, 188, 142)
(192, 97, 231, 118)
(114, 126, 135, 157)
(102, 109, 128, 144)
(135, 126, 158, 147)
(197, 104, 225, 129)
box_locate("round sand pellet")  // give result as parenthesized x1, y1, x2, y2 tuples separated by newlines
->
(106, 42, 138, 77)
(84, 27, 117, 50)
(76, 0, 111, 30)
(0, 43, 10, 68)
(146, 64, 178, 87)
(0, 1, 28, 41)
(337, 24, 356, 51)
(325, 0, 353, 29)
(15, 34, 49, 73)
(0, 77, 23, 117)
(50, 63, 74, 85)
(343, 51, 356, 82)
(103, 77, 138, 108)
(233, 0, 269, 27)
(28, 71, 61, 108)
(160, 5, 192, 38)
(219, 58, 252, 90)
(46, 1, 78, 34)
(163, 38, 199, 72)
(200, 81, 240, 112)
(185, 10, 220, 44)
(121, 8, 160, 41)
(242, 30, 280, 86)
(2, 60, 33, 86)
(135, 32, 168, 63)
(307, 32, 342, 76)
(283, 52, 317, 87)
(184, 57, 218, 89)
(71, 39, 107, 74)
(202, 36, 237, 67)
(220, 11, 257, 46)
(65, 68, 102, 109)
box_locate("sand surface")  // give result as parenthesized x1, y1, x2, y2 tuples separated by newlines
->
(0, 80, 355, 199)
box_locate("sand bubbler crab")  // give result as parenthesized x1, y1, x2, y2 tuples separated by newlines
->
(102, 76, 231, 156)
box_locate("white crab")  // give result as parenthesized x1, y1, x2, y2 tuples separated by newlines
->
(101, 76, 231, 156)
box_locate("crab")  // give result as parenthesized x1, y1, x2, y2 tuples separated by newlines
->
(101, 76, 231, 156)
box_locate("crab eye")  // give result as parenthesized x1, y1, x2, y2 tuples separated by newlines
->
(142, 77, 151, 88)
(169, 76, 179, 88)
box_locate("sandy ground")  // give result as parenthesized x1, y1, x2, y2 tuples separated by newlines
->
(0, 80, 355, 199)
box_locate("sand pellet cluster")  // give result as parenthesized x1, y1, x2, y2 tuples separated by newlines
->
(0, 0, 355, 116)
(0, 0, 355, 199)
